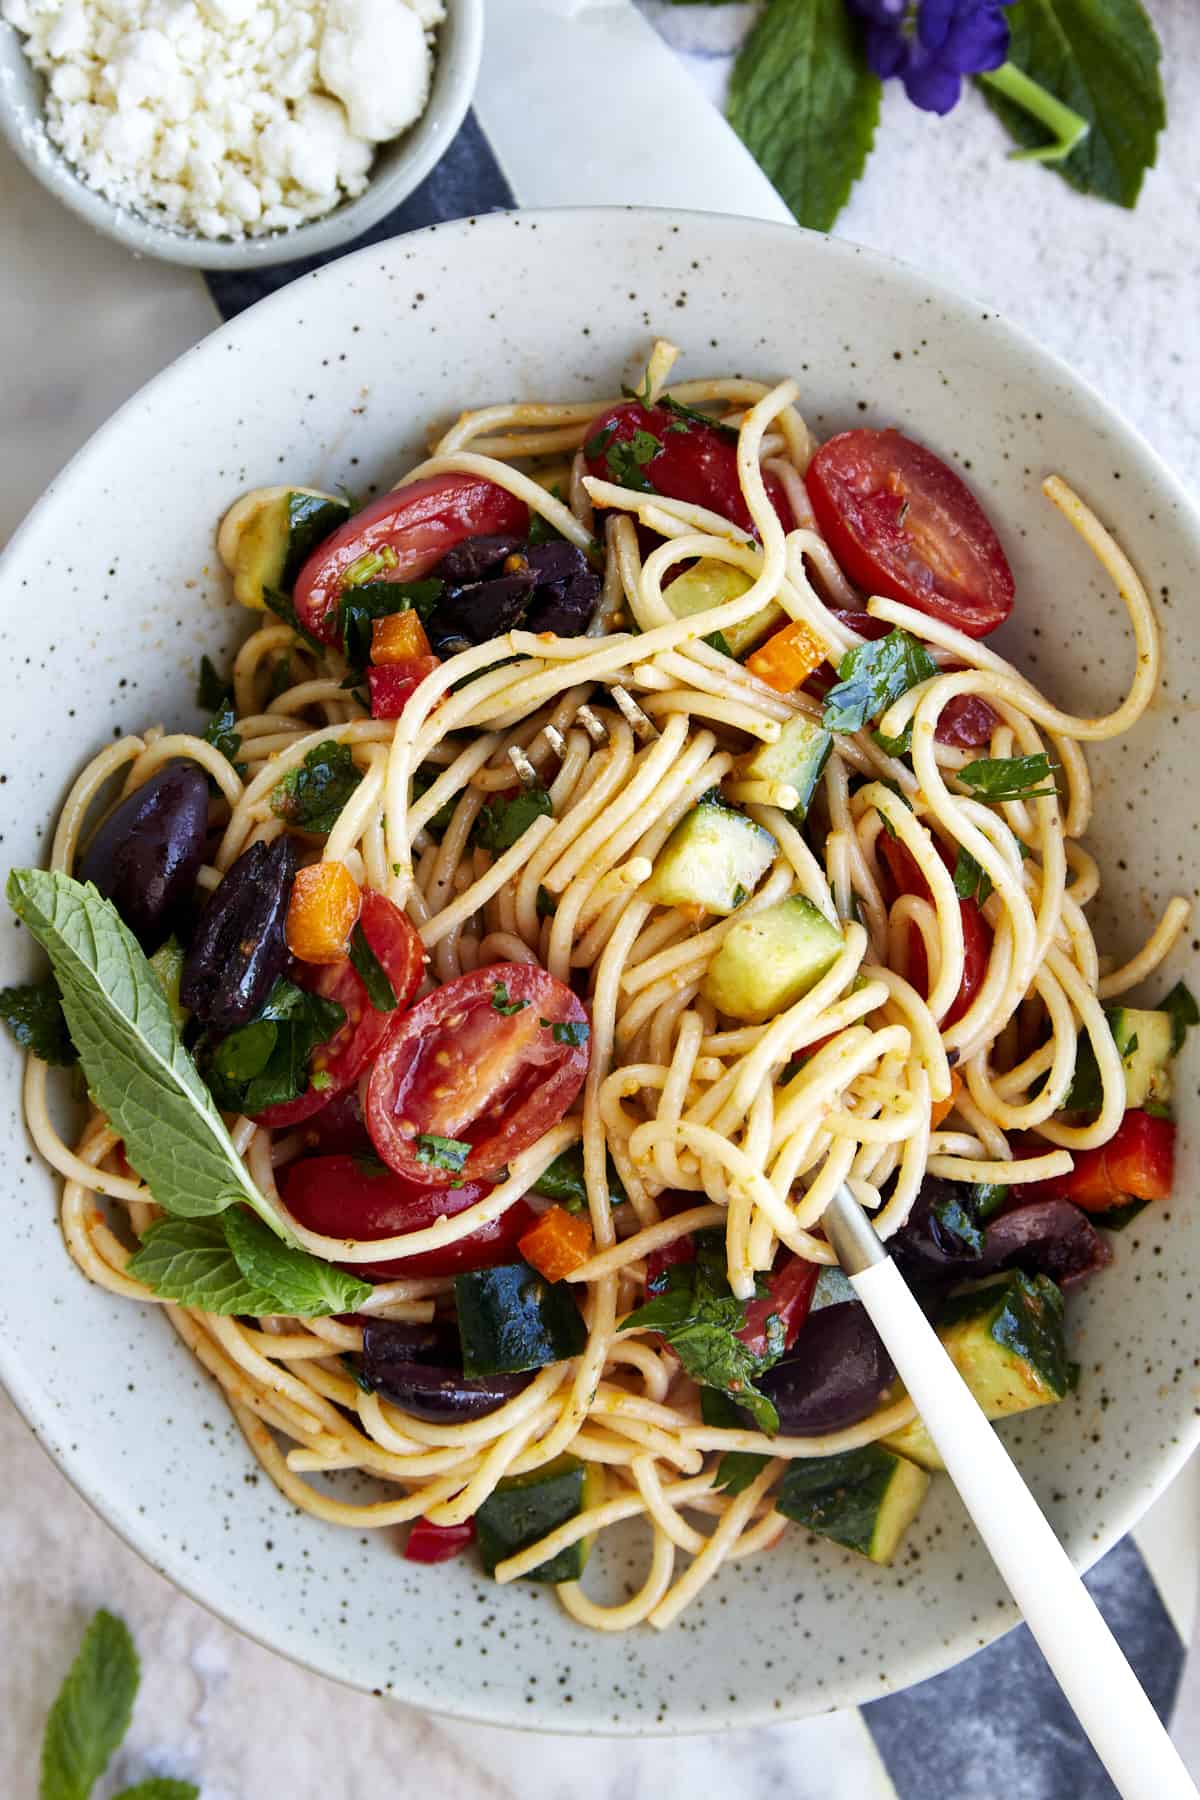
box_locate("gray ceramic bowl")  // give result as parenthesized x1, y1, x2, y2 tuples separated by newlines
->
(0, 0, 482, 269)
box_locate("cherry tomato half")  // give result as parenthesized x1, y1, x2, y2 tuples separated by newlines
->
(254, 891, 425, 1129)
(279, 1153, 537, 1277)
(366, 963, 590, 1185)
(404, 1517, 476, 1564)
(294, 474, 529, 644)
(737, 1254, 820, 1358)
(877, 832, 991, 1029)
(806, 429, 1014, 638)
(582, 401, 792, 539)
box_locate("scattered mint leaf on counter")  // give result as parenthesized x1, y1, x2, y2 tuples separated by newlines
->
(491, 980, 528, 1016)
(1159, 980, 1199, 1054)
(127, 1216, 282, 1315)
(349, 921, 398, 1012)
(415, 1133, 471, 1174)
(204, 978, 345, 1115)
(270, 739, 363, 834)
(978, 0, 1164, 209)
(953, 846, 994, 906)
(7, 871, 291, 1238)
(282, 492, 351, 591)
(0, 975, 77, 1065)
(474, 785, 553, 853)
(113, 1782, 200, 1800)
(727, 0, 881, 233)
(39, 1608, 139, 1800)
(700, 1389, 771, 1495)
(957, 753, 1058, 802)
(222, 1207, 372, 1317)
(195, 653, 231, 711)
(823, 629, 937, 736)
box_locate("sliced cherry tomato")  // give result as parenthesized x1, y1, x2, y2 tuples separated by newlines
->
(279, 1152, 537, 1276)
(737, 1254, 820, 1358)
(367, 657, 441, 719)
(581, 401, 792, 539)
(806, 429, 1014, 638)
(298, 1088, 372, 1156)
(254, 891, 425, 1129)
(404, 1517, 476, 1564)
(877, 831, 991, 1029)
(366, 963, 589, 1185)
(1024, 1111, 1175, 1212)
(294, 474, 529, 644)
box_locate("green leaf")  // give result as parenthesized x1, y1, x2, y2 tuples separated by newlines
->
(704, 629, 734, 659)
(349, 921, 398, 1012)
(532, 1144, 626, 1214)
(658, 394, 738, 438)
(1158, 980, 1199, 1055)
(953, 846, 994, 906)
(204, 978, 345, 1115)
(410, 767, 459, 838)
(338, 579, 442, 671)
(491, 980, 528, 1016)
(202, 700, 244, 774)
(528, 487, 567, 546)
(267, 653, 293, 702)
(535, 884, 557, 920)
(195, 654, 231, 711)
(700, 1389, 771, 1494)
(727, 0, 881, 233)
(823, 630, 938, 736)
(0, 975, 77, 1064)
(957, 754, 1058, 802)
(474, 785, 553, 853)
(7, 871, 287, 1236)
(40, 1609, 139, 1800)
(127, 1216, 283, 1313)
(113, 1782, 199, 1800)
(604, 430, 662, 493)
(262, 585, 325, 653)
(978, 0, 1165, 208)
(223, 1207, 372, 1317)
(282, 492, 351, 591)
(270, 740, 363, 834)
(416, 1133, 471, 1174)
(550, 1019, 589, 1048)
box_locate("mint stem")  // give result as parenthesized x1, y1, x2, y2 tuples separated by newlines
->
(979, 61, 1090, 165)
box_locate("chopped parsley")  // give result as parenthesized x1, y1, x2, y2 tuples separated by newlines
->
(204, 978, 345, 1115)
(957, 754, 1059, 803)
(195, 653, 232, 711)
(262, 584, 325, 652)
(338, 578, 442, 670)
(822, 629, 938, 736)
(550, 1019, 589, 1048)
(349, 921, 398, 1012)
(491, 980, 528, 1016)
(202, 698, 245, 774)
(415, 1133, 471, 1174)
(1159, 979, 1199, 1054)
(953, 846, 993, 906)
(0, 976, 77, 1065)
(536, 884, 557, 920)
(474, 784, 553, 853)
(270, 740, 363, 835)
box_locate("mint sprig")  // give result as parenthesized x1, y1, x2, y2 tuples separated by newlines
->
(40, 1610, 139, 1800)
(128, 1212, 372, 1318)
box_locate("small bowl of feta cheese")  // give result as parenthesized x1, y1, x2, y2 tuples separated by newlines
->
(0, 0, 482, 267)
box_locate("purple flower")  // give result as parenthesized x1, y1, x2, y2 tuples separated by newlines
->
(848, 0, 1014, 115)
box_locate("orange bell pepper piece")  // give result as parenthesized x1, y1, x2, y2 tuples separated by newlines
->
(745, 620, 826, 693)
(286, 860, 362, 964)
(518, 1205, 593, 1282)
(372, 609, 433, 666)
(929, 1069, 963, 1130)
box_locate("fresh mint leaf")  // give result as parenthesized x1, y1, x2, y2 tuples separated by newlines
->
(415, 1133, 471, 1174)
(551, 1019, 589, 1048)
(979, 0, 1164, 209)
(491, 980, 528, 1016)
(474, 785, 553, 853)
(223, 1207, 372, 1317)
(338, 579, 442, 671)
(1159, 980, 1199, 1055)
(7, 871, 288, 1236)
(127, 1216, 281, 1315)
(349, 922, 398, 1012)
(270, 740, 363, 834)
(202, 700, 244, 774)
(113, 1782, 199, 1800)
(195, 654, 231, 711)
(605, 429, 662, 493)
(532, 1144, 626, 1214)
(0, 975, 77, 1065)
(262, 585, 324, 653)
(727, 0, 881, 232)
(953, 846, 993, 906)
(528, 487, 567, 546)
(205, 978, 345, 1115)
(282, 492, 351, 591)
(584, 424, 616, 461)
(823, 630, 937, 736)
(700, 1388, 770, 1495)
(957, 754, 1058, 802)
(40, 1608, 139, 1800)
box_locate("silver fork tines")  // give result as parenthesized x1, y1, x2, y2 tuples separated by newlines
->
(610, 684, 659, 742)
(574, 705, 610, 744)
(506, 744, 540, 788)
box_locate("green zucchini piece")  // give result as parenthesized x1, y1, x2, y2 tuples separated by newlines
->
(476, 1454, 604, 1581)
(648, 800, 777, 916)
(738, 714, 832, 822)
(225, 488, 350, 610)
(703, 895, 844, 1023)
(777, 1444, 930, 1564)
(884, 1270, 1072, 1471)
(455, 1261, 587, 1376)
(662, 557, 783, 658)
(1109, 1007, 1173, 1110)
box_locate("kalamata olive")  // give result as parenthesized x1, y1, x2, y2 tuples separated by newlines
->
(758, 1303, 895, 1435)
(523, 542, 602, 636)
(437, 534, 523, 585)
(429, 570, 536, 650)
(889, 1176, 985, 1283)
(360, 1318, 531, 1421)
(78, 759, 209, 948)
(180, 835, 296, 1033)
(975, 1199, 1112, 1288)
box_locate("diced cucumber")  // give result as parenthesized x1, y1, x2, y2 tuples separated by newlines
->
(883, 1271, 1072, 1471)
(702, 896, 844, 1023)
(476, 1454, 604, 1581)
(738, 715, 832, 822)
(455, 1261, 588, 1376)
(777, 1444, 930, 1564)
(1109, 1007, 1173, 1110)
(219, 487, 349, 610)
(648, 800, 777, 916)
(148, 935, 188, 1029)
(663, 558, 784, 658)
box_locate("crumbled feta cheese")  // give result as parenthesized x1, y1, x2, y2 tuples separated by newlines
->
(1, 0, 442, 240)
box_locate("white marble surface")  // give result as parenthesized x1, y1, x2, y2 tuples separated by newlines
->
(2, 0, 1200, 1792)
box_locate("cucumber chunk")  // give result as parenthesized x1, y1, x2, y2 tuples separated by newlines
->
(219, 487, 349, 610)
(1109, 1007, 1173, 1110)
(148, 935, 188, 1030)
(738, 715, 832, 822)
(648, 800, 777, 915)
(476, 1454, 604, 1581)
(703, 896, 844, 1023)
(455, 1261, 588, 1376)
(662, 558, 783, 658)
(777, 1444, 930, 1564)
(883, 1270, 1072, 1471)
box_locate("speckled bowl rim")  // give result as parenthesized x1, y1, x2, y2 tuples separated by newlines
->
(0, 0, 482, 269)
(2, 207, 1199, 1733)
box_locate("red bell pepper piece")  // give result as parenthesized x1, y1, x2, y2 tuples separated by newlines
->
(1033, 1110, 1175, 1213)
(404, 1517, 476, 1564)
(367, 656, 440, 719)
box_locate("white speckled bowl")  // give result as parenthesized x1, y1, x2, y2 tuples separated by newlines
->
(1, 210, 1198, 1732)
(0, 0, 482, 268)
